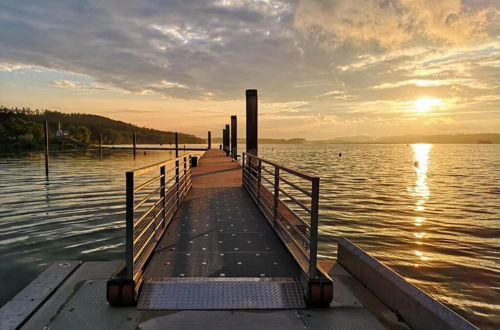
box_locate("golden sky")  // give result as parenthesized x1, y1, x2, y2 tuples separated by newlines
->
(0, 0, 499, 139)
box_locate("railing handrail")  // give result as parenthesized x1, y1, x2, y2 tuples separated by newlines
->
(125, 153, 193, 286)
(242, 152, 318, 181)
(130, 154, 191, 177)
(241, 152, 320, 280)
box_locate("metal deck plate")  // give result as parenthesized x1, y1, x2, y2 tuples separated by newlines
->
(47, 279, 139, 330)
(143, 187, 301, 280)
(138, 278, 306, 310)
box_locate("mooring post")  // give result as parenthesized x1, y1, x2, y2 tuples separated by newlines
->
(133, 133, 137, 157)
(225, 124, 230, 156)
(246, 89, 258, 156)
(231, 115, 237, 160)
(44, 120, 49, 177)
(208, 131, 211, 149)
(99, 133, 103, 149)
(222, 128, 226, 152)
(175, 132, 179, 158)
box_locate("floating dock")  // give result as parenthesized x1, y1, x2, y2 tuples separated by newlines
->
(0, 149, 476, 329)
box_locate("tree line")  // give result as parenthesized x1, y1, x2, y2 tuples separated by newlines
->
(0, 106, 205, 151)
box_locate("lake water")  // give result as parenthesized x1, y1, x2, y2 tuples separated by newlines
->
(0, 144, 498, 328)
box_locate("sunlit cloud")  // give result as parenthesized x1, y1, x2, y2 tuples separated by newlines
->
(0, 0, 498, 138)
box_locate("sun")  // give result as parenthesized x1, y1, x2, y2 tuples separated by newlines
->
(415, 97, 443, 112)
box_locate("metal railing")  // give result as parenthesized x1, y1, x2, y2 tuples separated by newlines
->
(242, 152, 320, 279)
(125, 154, 192, 285)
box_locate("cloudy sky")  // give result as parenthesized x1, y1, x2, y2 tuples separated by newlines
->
(0, 0, 499, 139)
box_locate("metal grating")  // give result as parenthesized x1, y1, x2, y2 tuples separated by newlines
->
(138, 278, 306, 310)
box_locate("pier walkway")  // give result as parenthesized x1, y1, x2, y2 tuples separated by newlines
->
(138, 149, 304, 309)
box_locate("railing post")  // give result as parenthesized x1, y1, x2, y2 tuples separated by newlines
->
(309, 177, 320, 279)
(274, 166, 280, 228)
(242, 153, 246, 186)
(257, 159, 262, 204)
(125, 171, 134, 279)
(175, 158, 180, 206)
(274, 167, 279, 227)
(160, 165, 166, 226)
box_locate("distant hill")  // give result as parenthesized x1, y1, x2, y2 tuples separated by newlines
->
(212, 137, 307, 144)
(314, 134, 500, 144)
(213, 134, 499, 145)
(0, 106, 204, 151)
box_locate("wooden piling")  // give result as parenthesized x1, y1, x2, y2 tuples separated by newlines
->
(208, 131, 212, 149)
(99, 133, 103, 149)
(246, 89, 258, 155)
(231, 116, 237, 160)
(44, 120, 49, 177)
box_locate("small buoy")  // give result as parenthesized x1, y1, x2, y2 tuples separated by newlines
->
(144, 151, 147, 155)
(414, 160, 419, 167)
(28, 152, 34, 159)
(339, 153, 342, 157)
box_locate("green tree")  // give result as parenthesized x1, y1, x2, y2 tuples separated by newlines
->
(74, 125, 91, 143)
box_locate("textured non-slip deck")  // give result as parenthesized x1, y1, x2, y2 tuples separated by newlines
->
(142, 187, 300, 279)
(139, 150, 304, 309)
(138, 278, 306, 310)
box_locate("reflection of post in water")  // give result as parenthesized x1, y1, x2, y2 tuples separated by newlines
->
(44, 177, 51, 211)
(412, 144, 431, 263)
(44, 120, 49, 177)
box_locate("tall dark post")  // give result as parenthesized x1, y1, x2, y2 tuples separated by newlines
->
(175, 132, 179, 158)
(246, 89, 258, 155)
(231, 115, 237, 160)
(44, 120, 49, 177)
(221, 129, 225, 150)
(208, 131, 211, 149)
(225, 124, 230, 156)
(133, 132, 137, 157)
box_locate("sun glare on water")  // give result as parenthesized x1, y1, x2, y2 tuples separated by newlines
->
(415, 97, 443, 113)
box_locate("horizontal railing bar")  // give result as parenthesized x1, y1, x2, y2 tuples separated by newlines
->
(261, 165, 274, 176)
(132, 154, 191, 176)
(134, 173, 163, 193)
(243, 152, 317, 182)
(260, 174, 275, 187)
(275, 217, 310, 260)
(134, 197, 164, 228)
(276, 211, 310, 245)
(278, 187, 311, 214)
(134, 185, 162, 210)
(279, 197, 312, 229)
(133, 205, 164, 245)
(279, 176, 312, 197)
